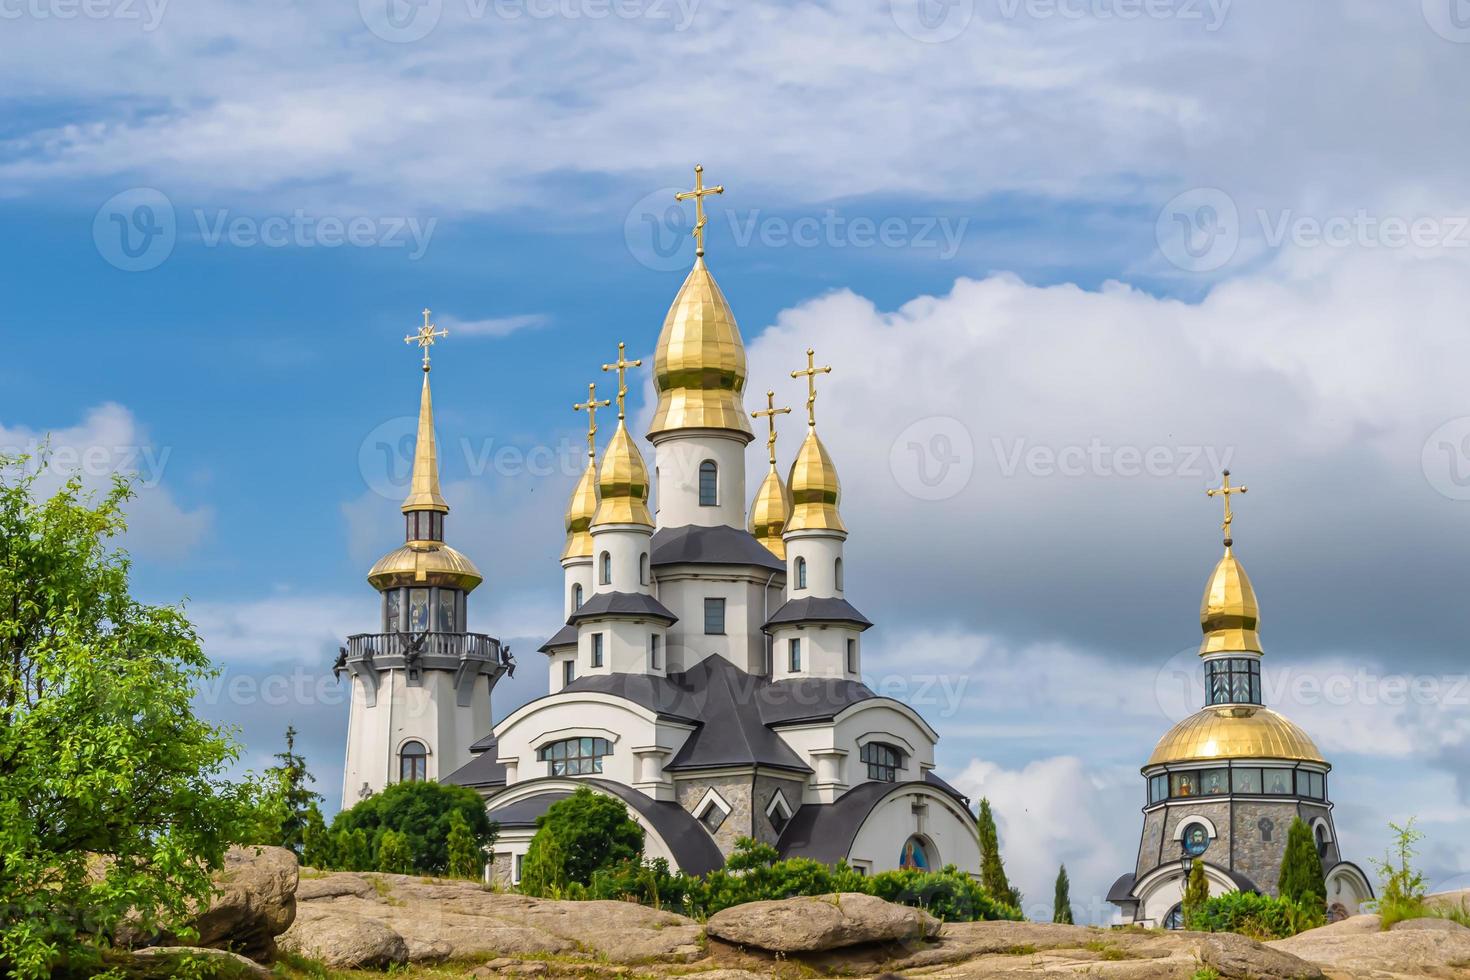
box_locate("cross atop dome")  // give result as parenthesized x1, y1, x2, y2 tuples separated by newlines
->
(791, 347, 832, 428)
(674, 164, 724, 257)
(404, 308, 448, 372)
(1206, 469, 1248, 550)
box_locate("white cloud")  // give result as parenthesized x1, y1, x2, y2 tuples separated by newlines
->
(439, 313, 551, 338)
(0, 402, 212, 559)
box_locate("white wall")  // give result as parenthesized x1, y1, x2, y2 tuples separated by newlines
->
(563, 557, 592, 618)
(652, 432, 749, 529)
(657, 566, 779, 674)
(786, 532, 845, 598)
(769, 624, 861, 681)
(589, 525, 653, 594)
(773, 700, 938, 803)
(846, 784, 982, 876)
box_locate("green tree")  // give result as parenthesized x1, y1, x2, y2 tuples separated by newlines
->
(0, 459, 250, 979)
(1182, 858, 1210, 929)
(446, 809, 483, 880)
(331, 781, 496, 875)
(1052, 864, 1075, 924)
(376, 829, 414, 874)
(301, 805, 334, 870)
(1278, 817, 1326, 907)
(247, 726, 321, 856)
(520, 787, 644, 895)
(976, 798, 1022, 908)
(335, 827, 372, 872)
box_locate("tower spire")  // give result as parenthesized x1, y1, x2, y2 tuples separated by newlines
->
(1199, 470, 1261, 656)
(400, 310, 449, 514)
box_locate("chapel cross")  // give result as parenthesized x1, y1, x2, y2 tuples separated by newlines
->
(404, 308, 448, 371)
(1206, 469, 1249, 548)
(572, 382, 612, 459)
(752, 390, 792, 465)
(674, 164, 725, 257)
(601, 342, 642, 420)
(790, 347, 832, 428)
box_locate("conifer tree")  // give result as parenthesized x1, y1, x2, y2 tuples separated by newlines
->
(251, 726, 322, 855)
(447, 809, 483, 880)
(1278, 817, 1327, 907)
(1182, 858, 1210, 929)
(376, 829, 414, 874)
(1052, 864, 1075, 924)
(977, 798, 1022, 908)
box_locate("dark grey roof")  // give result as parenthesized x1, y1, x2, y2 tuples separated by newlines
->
(665, 658, 811, 774)
(758, 677, 879, 726)
(538, 624, 578, 653)
(469, 733, 498, 754)
(651, 524, 784, 572)
(559, 672, 704, 722)
(764, 596, 872, 631)
(485, 791, 571, 828)
(777, 780, 931, 865)
(923, 770, 970, 807)
(567, 591, 677, 626)
(442, 750, 507, 789)
(1106, 873, 1137, 905)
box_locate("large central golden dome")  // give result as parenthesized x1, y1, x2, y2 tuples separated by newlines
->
(647, 258, 752, 440)
(1147, 705, 1324, 766)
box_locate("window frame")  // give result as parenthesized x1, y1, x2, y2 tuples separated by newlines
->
(795, 556, 807, 590)
(591, 632, 604, 668)
(860, 741, 905, 782)
(834, 557, 843, 591)
(704, 597, 726, 635)
(399, 740, 428, 783)
(572, 583, 584, 610)
(537, 736, 612, 776)
(650, 633, 662, 670)
(845, 637, 857, 674)
(599, 551, 612, 586)
(788, 637, 801, 672)
(698, 460, 718, 507)
(562, 658, 575, 686)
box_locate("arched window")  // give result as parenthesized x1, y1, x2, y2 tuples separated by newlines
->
(860, 742, 904, 782)
(795, 556, 807, 589)
(537, 736, 611, 776)
(572, 583, 584, 610)
(599, 551, 612, 586)
(834, 557, 843, 591)
(899, 835, 931, 870)
(399, 740, 427, 783)
(639, 553, 650, 586)
(698, 460, 718, 506)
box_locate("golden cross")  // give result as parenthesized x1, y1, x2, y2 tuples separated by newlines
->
(1206, 469, 1248, 548)
(572, 382, 612, 459)
(404, 308, 448, 371)
(751, 389, 792, 465)
(790, 347, 832, 428)
(674, 164, 725, 258)
(601, 341, 642, 421)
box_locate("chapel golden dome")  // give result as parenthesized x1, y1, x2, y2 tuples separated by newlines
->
(750, 465, 792, 558)
(786, 429, 845, 534)
(367, 541, 483, 592)
(561, 458, 598, 560)
(647, 258, 753, 440)
(1200, 549, 1263, 656)
(1146, 705, 1325, 767)
(593, 421, 653, 527)
(401, 371, 450, 514)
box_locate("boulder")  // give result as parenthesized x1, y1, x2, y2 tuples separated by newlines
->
(1270, 914, 1470, 979)
(295, 872, 377, 901)
(130, 945, 271, 977)
(277, 904, 409, 969)
(1195, 931, 1323, 979)
(704, 892, 939, 952)
(191, 845, 299, 961)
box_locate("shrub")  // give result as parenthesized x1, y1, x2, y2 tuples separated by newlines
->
(1190, 891, 1325, 940)
(375, 829, 414, 875)
(1371, 818, 1428, 929)
(520, 787, 645, 895)
(1278, 818, 1326, 908)
(329, 781, 497, 875)
(446, 809, 484, 880)
(1182, 859, 1210, 929)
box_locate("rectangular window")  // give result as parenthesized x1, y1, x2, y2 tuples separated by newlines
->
(1232, 767, 1263, 794)
(1169, 771, 1200, 798)
(1297, 770, 1325, 799)
(1199, 768, 1229, 796)
(513, 853, 523, 884)
(591, 633, 604, 668)
(1206, 657, 1262, 706)
(704, 597, 726, 635)
(438, 590, 457, 632)
(650, 634, 661, 670)
(788, 638, 801, 672)
(846, 638, 857, 673)
(563, 659, 575, 686)
(1149, 774, 1168, 803)
(385, 590, 401, 631)
(1262, 768, 1293, 795)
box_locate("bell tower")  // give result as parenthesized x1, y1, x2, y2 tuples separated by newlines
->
(338, 311, 513, 809)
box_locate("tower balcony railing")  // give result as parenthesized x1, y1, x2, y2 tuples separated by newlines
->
(344, 631, 509, 670)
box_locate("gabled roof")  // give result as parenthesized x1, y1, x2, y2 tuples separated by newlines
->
(538, 624, 578, 653)
(664, 657, 811, 774)
(567, 591, 678, 626)
(764, 596, 872, 632)
(442, 749, 507, 790)
(651, 524, 784, 572)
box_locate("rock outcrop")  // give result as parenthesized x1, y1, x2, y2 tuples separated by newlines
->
(705, 892, 939, 952)
(277, 905, 409, 969)
(191, 845, 299, 961)
(1270, 914, 1470, 979)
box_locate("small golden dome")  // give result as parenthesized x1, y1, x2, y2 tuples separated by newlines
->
(402, 373, 450, 514)
(1200, 549, 1263, 655)
(647, 258, 753, 440)
(786, 429, 845, 534)
(593, 421, 653, 527)
(1146, 705, 1325, 767)
(561, 457, 598, 560)
(368, 540, 483, 592)
(750, 465, 792, 558)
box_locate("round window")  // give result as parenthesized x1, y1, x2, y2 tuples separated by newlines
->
(1181, 822, 1210, 857)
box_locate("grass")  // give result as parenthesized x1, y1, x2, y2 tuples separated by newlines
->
(1083, 939, 1131, 961)
(1191, 969, 1221, 980)
(1376, 894, 1470, 931)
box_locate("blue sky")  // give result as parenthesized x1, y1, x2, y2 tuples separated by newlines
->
(5, 0, 1470, 922)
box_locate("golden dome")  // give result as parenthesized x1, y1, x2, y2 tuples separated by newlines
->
(561, 457, 598, 560)
(368, 540, 483, 591)
(786, 429, 845, 534)
(401, 372, 450, 514)
(593, 421, 653, 527)
(1147, 705, 1325, 767)
(647, 258, 753, 440)
(1200, 549, 1263, 656)
(750, 465, 792, 558)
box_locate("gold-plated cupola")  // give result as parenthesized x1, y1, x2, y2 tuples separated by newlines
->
(593, 343, 654, 528)
(785, 348, 845, 534)
(750, 390, 793, 557)
(563, 383, 609, 560)
(1199, 470, 1261, 656)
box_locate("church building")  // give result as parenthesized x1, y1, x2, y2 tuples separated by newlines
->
(1107, 474, 1374, 926)
(340, 167, 983, 882)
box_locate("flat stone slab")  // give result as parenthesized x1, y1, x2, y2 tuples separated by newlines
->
(705, 892, 940, 952)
